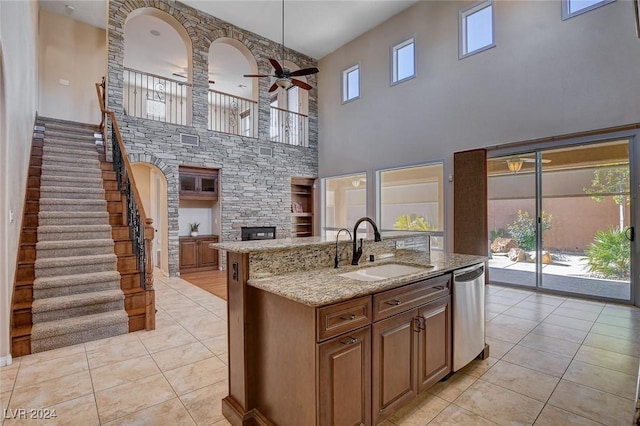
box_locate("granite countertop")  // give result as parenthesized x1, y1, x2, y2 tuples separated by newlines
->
(210, 231, 422, 253)
(248, 250, 487, 307)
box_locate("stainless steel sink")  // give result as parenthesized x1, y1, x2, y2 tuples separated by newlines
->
(338, 263, 431, 282)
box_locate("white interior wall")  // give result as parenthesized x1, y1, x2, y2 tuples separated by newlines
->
(0, 0, 39, 365)
(38, 9, 106, 124)
(318, 0, 640, 251)
(178, 201, 217, 236)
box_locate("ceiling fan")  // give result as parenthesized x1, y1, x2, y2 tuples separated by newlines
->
(243, 0, 319, 92)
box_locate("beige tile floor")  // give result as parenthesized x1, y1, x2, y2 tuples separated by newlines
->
(1, 274, 639, 425)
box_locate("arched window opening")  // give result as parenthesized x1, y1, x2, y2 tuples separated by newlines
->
(123, 10, 192, 126)
(208, 38, 258, 138)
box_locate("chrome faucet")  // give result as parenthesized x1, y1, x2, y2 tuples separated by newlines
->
(351, 217, 381, 265)
(334, 228, 353, 268)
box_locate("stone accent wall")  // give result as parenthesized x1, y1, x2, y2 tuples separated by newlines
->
(107, 0, 319, 276)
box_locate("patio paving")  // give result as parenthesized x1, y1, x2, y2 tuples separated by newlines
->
(489, 253, 630, 300)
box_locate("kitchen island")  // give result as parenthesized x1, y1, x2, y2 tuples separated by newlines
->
(211, 233, 487, 425)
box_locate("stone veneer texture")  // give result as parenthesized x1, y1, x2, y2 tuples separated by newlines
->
(248, 235, 429, 278)
(107, 0, 319, 276)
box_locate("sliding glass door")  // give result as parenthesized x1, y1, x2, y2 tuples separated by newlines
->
(540, 141, 631, 300)
(487, 152, 537, 288)
(488, 138, 635, 302)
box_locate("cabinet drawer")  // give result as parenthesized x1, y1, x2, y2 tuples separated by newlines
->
(317, 296, 372, 341)
(373, 274, 451, 321)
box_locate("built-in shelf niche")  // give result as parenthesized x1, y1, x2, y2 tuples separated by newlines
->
(291, 177, 315, 238)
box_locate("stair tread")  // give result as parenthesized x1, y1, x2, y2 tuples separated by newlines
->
(41, 164, 101, 172)
(35, 253, 117, 267)
(40, 186, 105, 194)
(38, 224, 111, 232)
(34, 270, 121, 288)
(11, 325, 32, 338)
(32, 289, 124, 313)
(31, 311, 129, 338)
(13, 301, 33, 310)
(37, 239, 114, 249)
(39, 199, 107, 206)
(39, 211, 109, 217)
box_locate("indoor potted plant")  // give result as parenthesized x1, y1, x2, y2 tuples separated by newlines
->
(189, 222, 200, 237)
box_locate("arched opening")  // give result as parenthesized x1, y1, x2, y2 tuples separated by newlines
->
(131, 163, 169, 275)
(123, 9, 192, 126)
(208, 38, 258, 137)
(269, 60, 310, 146)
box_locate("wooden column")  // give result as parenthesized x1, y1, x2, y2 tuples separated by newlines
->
(453, 149, 488, 257)
(222, 251, 259, 425)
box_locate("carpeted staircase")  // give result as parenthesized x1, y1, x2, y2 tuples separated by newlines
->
(31, 118, 129, 353)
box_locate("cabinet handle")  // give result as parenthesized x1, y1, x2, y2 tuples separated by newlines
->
(386, 299, 402, 306)
(340, 337, 358, 345)
(434, 285, 445, 290)
(413, 317, 426, 332)
(340, 314, 357, 321)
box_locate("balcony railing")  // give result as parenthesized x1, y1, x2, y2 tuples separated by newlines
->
(270, 106, 309, 147)
(208, 89, 258, 138)
(123, 67, 191, 126)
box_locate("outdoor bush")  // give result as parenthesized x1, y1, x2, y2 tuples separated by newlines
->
(584, 227, 630, 279)
(507, 210, 552, 251)
(490, 229, 506, 241)
(394, 214, 436, 231)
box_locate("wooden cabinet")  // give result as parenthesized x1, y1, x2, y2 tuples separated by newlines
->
(291, 177, 314, 237)
(226, 259, 454, 426)
(179, 235, 219, 272)
(417, 296, 451, 392)
(318, 326, 371, 426)
(179, 166, 218, 200)
(373, 310, 419, 421)
(372, 275, 452, 424)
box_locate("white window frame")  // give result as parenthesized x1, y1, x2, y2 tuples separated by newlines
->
(391, 36, 416, 85)
(321, 172, 368, 236)
(375, 162, 446, 251)
(561, 0, 615, 20)
(459, 0, 495, 59)
(342, 63, 360, 104)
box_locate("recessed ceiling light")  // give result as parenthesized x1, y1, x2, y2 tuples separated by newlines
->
(150, 30, 161, 36)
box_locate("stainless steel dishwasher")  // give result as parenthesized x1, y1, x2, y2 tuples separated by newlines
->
(452, 263, 486, 371)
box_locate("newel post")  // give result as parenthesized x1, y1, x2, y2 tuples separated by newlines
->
(144, 218, 156, 330)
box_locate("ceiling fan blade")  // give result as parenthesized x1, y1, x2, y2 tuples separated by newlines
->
(291, 79, 313, 91)
(269, 58, 283, 75)
(290, 67, 319, 77)
(268, 82, 279, 93)
(243, 74, 273, 78)
(520, 158, 552, 163)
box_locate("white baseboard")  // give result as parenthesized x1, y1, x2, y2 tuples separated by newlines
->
(0, 354, 13, 367)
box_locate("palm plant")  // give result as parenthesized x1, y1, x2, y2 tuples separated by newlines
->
(584, 227, 630, 279)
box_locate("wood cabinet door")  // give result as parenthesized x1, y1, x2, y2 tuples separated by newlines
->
(372, 309, 418, 424)
(200, 175, 218, 198)
(318, 326, 371, 426)
(179, 240, 198, 269)
(417, 296, 451, 392)
(198, 238, 219, 268)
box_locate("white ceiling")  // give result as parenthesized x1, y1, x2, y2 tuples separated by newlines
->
(39, 0, 419, 59)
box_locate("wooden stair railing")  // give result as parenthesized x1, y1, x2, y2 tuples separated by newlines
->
(96, 79, 155, 332)
(10, 124, 44, 357)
